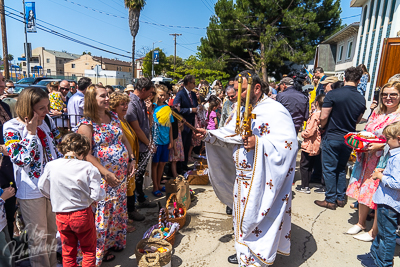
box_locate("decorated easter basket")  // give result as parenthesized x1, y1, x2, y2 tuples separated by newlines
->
(186, 169, 209, 185)
(166, 193, 187, 229)
(135, 229, 172, 265)
(344, 131, 386, 153)
(143, 208, 179, 246)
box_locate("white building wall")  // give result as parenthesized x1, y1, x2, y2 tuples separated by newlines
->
(354, 0, 399, 112)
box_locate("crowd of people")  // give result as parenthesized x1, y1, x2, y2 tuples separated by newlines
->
(0, 63, 399, 267)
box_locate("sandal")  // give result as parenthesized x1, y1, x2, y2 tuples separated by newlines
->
(152, 190, 163, 197)
(103, 251, 115, 262)
(160, 186, 166, 192)
(127, 225, 136, 233)
(110, 246, 124, 252)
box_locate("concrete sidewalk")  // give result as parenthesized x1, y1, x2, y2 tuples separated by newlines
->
(102, 154, 400, 266)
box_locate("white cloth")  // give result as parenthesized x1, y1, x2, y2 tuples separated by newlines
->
(4, 118, 61, 199)
(38, 158, 106, 212)
(204, 95, 297, 266)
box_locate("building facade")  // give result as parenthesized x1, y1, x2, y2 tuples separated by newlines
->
(20, 47, 80, 76)
(352, 0, 400, 102)
(314, 23, 360, 80)
(135, 57, 144, 79)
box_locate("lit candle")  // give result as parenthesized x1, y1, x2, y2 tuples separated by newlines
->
(236, 75, 243, 121)
(244, 73, 252, 121)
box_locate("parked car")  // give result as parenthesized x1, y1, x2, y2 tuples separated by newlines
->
(36, 79, 76, 86)
(12, 84, 49, 95)
(111, 85, 125, 91)
(15, 77, 51, 85)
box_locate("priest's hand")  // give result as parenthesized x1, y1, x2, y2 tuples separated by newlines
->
(242, 135, 256, 150)
(196, 128, 207, 139)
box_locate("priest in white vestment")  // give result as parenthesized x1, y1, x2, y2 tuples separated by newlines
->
(197, 71, 298, 266)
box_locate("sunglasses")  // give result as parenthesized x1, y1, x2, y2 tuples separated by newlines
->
(7, 86, 15, 89)
(60, 87, 69, 91)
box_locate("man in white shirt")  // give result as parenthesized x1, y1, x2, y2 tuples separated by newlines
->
(67, 77, 91, 127)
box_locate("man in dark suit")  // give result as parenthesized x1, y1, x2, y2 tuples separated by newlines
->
(173, 75, 198, 172)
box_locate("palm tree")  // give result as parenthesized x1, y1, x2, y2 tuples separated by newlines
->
(124, 0, 146, 80)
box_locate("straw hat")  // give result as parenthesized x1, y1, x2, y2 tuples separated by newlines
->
(125, 84, 134, 92)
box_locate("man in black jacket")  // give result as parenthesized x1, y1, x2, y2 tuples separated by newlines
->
(173, 75, 198, 171)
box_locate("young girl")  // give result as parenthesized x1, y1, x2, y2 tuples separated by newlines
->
(152, 85, 173, 197)
(296, 95, 324, 194)
(206, 100, 219, 130)
(169, 120, 185, 178)
(38, 133, 106, 267)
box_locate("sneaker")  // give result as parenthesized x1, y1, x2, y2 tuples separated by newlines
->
(314, 187, 326, 194)
(357, 253, 373, 261)
(361, 259, 378, 267)
(295, 186, 310, 194)
(128, 211, 145, 221)
(136, 201, 157, 209)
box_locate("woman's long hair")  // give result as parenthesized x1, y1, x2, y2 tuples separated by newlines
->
(207, 100, 219, 124)
(376, 81, 400, 115)
(83, 84, 110, 123)
(358, 64, 370, 82)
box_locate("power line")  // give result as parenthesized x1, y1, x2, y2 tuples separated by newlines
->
(5, 6, 131, 55)
(5, 11, 131, 59)
(177, 44, 197, 53)
(200, 0, 214, 13)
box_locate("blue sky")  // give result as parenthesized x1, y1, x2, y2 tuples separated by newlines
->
(1, 0, 361, 65)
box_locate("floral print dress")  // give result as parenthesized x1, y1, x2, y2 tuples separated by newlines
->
(49, 92, 66, 112)
(346, 110, 400, 209)
(75, 112, 128, 267)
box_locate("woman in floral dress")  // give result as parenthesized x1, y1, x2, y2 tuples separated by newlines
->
(346, 81, 400, 240)
(48, 81, 66, 115)
(76, 84, 135, 265)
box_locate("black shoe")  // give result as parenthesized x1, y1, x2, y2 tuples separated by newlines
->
(128, 211, 145, 221)
(314, 187, 326, 194)
(361, 259, 378, 267)
(227, 254, 238, 264)
(136, 201, 157, 209)
(226, 206, 232, 215)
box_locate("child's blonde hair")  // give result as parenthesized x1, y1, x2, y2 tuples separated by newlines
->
(153, 84, 168, 103)
(383, 121, 400, 140)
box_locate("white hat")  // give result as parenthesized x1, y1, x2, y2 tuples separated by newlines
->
(125, 84, 134, 92)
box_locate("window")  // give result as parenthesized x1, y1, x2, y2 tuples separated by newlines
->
(46, 58, 50, 63)
(346, 41, 353, 59)
(129, 68, 131, 72)
(71, 64, 75, 68)
(139, 70, 143, 76)
(72, 74, 76, 77)
(47, 69, 51, 74)
(59, 60, 62, 64)
(85, 63, 88, 65)
(23, 62, 26, 66)
(337, 45, 344, 61)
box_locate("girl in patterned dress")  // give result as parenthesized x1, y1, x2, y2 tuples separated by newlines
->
(346, 81, 400, 240)
(169, 120, 184, 178)
(75, 84, 135, 265)
(48, 82, 66, 116)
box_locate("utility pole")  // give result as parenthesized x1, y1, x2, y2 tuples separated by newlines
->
(169, 33, 181, 74)
(0, 0, 9, 79)
(23, 0, 30, 77)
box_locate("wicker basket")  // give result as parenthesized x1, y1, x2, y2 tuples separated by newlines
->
(187, 170, 209, 185)
(135, 229, 172, 265)
(142, 209, 179, 246)
(166, 194, 187, 229)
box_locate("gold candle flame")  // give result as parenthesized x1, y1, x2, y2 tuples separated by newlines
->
(244, 73, 252, 120)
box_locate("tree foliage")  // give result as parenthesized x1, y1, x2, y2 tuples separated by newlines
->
(199, 0, 342, 80)
(165, 55, 230, 86)
(142, 48, 167, 77)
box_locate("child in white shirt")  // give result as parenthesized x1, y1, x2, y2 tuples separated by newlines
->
(39, 133, 105, 267)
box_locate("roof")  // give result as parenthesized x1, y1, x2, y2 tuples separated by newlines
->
(93, 56, 132, 67)
(322, 22, 360, 44)
(45, 49, 80, 59)
(135, 57, 145, 61)
(350, 0, 368, 7)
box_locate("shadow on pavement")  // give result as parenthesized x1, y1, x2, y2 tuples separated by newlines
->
(274, 223, 317, 266)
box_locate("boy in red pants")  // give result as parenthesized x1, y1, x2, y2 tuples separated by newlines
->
(39, 133, 105, 267)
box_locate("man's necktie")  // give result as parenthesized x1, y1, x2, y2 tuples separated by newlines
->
(188, 92, 193, 106)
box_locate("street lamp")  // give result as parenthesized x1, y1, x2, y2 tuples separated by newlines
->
(152, 40, 162, 79)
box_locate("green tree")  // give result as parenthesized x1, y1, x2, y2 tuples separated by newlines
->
(199, 0, 342, 81)
(142, 48, 167, 77)
(125, 0, 146, 79)
(166, 55, 230, 85)
(7, 54, 13, 62)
